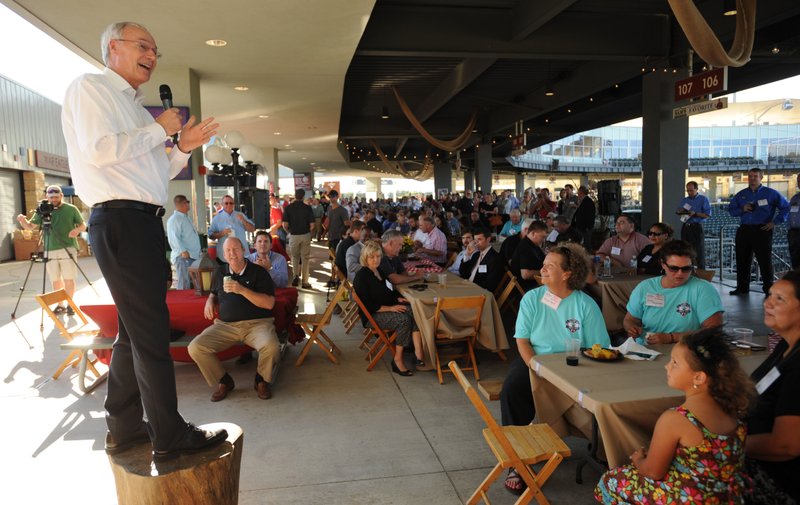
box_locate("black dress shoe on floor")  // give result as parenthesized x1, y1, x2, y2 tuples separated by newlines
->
(105, 424, 151, 455)
(53, 305, 67, 314)
(729, 289, 749, 295)
(391, 361, 413, 376)
(301, 283, 313, 290)
(152, 423, 228, 462)
(291, 276, 300, 287)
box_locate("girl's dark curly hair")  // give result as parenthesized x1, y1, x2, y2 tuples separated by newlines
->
(680, 326, 757, 418)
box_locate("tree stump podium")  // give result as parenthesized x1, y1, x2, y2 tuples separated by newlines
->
(107, 422, 243, 505)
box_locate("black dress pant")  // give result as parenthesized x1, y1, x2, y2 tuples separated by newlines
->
(89, 207, 185, 450)
(681, 222, 706, 270)
(500, 357, 536, 426)
(735, 224, 774, 293)
(789, 228, 800, 269)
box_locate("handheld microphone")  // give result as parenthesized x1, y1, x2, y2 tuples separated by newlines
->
(158, 84, 179, 145)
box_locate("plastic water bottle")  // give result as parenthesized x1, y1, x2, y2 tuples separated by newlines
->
(630, 258, 637, 270)
(603, 256, 611, 277)
(593, 255, 601, 275)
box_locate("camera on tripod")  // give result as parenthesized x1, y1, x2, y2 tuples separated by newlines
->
(36, 199, 54, 223)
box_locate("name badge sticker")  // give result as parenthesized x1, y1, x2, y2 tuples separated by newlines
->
(756, 367, 781, 395)
(546, 230, 559, 242)
(478, 265, 487, 274)
(792, 206, 799, 213)
(541, 290, 562, 310)
(642, 255, 652, 263)
(683, 203, 692, 211)
(758, 198, 768, 207)
(645, 294, 665, 307)
(611, 246, 622, 256)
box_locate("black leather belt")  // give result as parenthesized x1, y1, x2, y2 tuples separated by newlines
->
(93, 200, 165, 217)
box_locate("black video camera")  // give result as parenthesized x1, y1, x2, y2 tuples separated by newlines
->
(36, 199, 55, 222)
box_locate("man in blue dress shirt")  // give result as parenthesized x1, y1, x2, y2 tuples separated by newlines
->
(675, 181, 711, 269)
(788, 174, 800, 269)
(208, 194, 256, 261)
(728, 168, 790, 295)
(167, 194, 201, 289)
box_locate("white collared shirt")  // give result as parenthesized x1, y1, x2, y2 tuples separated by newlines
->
(61, 68, 191, 207)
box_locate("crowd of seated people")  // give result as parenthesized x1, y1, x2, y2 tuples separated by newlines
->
(188, 186, 800, 503)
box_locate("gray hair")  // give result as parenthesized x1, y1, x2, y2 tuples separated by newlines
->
(553, 215, 570, 225)
(100, 21, 149, 65)
(510, 209, 521, 216)
(381, 229, 404, 244)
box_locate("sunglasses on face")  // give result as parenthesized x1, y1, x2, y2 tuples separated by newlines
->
(664, 264, 694, 273)
(47, 190, 61, 195)
(647, 231, 664, 236)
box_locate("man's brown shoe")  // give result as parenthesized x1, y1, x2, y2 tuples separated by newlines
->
(255, 381, 272, 400)
(211, 382, 234, 402)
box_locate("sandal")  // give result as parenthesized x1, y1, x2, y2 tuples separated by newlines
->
(504, 469, 527, 496)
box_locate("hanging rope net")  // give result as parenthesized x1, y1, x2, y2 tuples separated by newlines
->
(667, 0, 755, 67)
(392, 86, 477, 152)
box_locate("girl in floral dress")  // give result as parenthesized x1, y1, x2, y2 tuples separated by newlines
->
(595, 327, 756, 504)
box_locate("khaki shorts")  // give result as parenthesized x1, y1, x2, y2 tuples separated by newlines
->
(46, 248, 78, 281)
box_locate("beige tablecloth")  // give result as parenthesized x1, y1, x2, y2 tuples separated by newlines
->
(398, 272, 509, 364)
(586, 274, 652, 331)
(529, 344, 766, 467)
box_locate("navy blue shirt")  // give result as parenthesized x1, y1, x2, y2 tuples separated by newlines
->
(789, 193, 800, 229)
(677, 194, 711, 224)
(728, 185, 789, 225)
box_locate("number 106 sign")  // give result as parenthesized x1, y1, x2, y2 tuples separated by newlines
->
(674, 67, 728, 102)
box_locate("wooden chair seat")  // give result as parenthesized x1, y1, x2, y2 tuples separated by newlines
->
(450, 361, 570, 505)
(433, 295, 485, 384)
(351, 290, 397, 371)
(694, 268, 715, 282)
(294, 283, 345, 366)
(36, 289, 106, 390)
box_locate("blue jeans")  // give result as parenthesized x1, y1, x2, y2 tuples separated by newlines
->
(173, 255, 195, 290)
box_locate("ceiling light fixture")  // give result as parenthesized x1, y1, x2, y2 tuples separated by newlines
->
(381, 106, 390, 119)
(258, 114, 270, 119)
(205, 39, 227, 47)
(771, 46, 781, 55)
(234, 85, 249, 91)
(723, 0, 737, 16)
(544, 84, 555, 97)
(204, 132, 263, 208)
(273, 132, 281, 135)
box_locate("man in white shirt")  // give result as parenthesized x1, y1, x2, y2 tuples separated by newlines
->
(62, 21, 226, 461)
(166, 194, 201, 290)
(448, 230, 474, 274)
(208, 194, 256, 259)
(413, 215, 447, 263)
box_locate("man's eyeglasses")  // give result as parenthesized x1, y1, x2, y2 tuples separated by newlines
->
(664, 264, 694, 273)
(223, 201, 235, 206)
(114, 39, 162, 59)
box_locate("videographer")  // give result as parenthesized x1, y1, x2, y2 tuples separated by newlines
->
(17, 185, 86, 315)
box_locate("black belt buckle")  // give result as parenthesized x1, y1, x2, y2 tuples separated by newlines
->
(155, 206, 166, 217)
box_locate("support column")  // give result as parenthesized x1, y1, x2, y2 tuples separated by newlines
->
(515, 173, 525, 198)
(475, 143, 492, 193)
(641, 71, 689, 233)
(258, 148, 280, 195)
(434, 162, 452, 196)
(365, 176, 382, 201)
(464, 169, 475, 192)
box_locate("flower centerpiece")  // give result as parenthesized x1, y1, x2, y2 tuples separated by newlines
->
(401, 236, 415, 256)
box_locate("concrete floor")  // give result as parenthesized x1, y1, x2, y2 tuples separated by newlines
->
(1, 243, 768, 504)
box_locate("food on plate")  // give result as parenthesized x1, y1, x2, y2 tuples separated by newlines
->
(590, 344, 618, 360)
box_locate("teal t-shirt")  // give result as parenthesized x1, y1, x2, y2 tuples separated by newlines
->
(626, 276, 723, 343)
(515, 286, 610, 355)
(31, 202, 83, 251)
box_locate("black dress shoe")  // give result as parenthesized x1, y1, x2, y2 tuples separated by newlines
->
(391, 361, 413, 376)
(291, 276, 300, 287)
(729, 289, 749, 295)
(53, 305, 67, 314)
(152, 423, 228, 462)
(105, 424, 151, 455)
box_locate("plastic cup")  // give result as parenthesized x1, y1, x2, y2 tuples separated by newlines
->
(565, 338, 581, 366)
(733, 328, 753, 343)
(223, 275, 233, 293)
(437, 273, 447, 288)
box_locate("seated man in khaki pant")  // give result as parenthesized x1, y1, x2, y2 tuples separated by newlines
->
(188, 237, 279, 401)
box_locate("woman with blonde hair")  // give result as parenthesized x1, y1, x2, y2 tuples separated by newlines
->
(353, 240, 425, 376)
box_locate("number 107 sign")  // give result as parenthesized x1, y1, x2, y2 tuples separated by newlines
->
(674, 67, 728, 102)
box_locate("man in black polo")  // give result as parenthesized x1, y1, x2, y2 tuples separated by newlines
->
(283, 188, 315, 289)
(188, 237, 279, 402)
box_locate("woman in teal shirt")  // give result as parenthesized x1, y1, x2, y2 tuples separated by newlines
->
(500, 242, 609, 494)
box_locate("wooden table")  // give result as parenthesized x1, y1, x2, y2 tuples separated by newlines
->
(397, 272, 509, 365)
(586, 274, 652, 331)
(529, 343, 766, 470)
